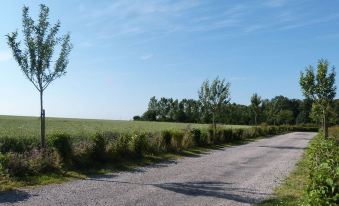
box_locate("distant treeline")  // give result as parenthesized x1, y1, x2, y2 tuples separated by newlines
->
(134, 96, 339, 126)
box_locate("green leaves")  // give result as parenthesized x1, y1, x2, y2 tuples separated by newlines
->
(301, 135, 339, 205)
(7, 4, 72, 92)
(299, 59, 336, 137)
(198, 76, 231, 116)
(300, 59, 336, 103)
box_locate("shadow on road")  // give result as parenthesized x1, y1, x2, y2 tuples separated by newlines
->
(259, 145, 306, 150)
(154, 181, 267, 204)
(0, 190, 31, 204)
(85, 177, 268, 204)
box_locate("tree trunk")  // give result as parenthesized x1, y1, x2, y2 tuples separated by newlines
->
(254, 113, 257, 126)
(40, 91, 46, 148)
(212, 113, 216, 140)
(323, 111, 328, 138)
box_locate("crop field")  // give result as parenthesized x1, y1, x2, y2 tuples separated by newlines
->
(0, 115, 250, 139)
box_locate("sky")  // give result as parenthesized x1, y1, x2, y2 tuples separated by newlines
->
(0, 0, 338, 120)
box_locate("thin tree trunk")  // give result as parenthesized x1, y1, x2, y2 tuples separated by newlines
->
(40, 90, 46, 148)
(212, 113, 216, 140)
(323, 111, 328, 138)
(254, 113, 257, 126)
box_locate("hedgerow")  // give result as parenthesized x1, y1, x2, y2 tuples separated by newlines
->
(0, 125, 318, 177)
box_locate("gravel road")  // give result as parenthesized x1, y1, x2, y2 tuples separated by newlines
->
(0, 132, 316, 206)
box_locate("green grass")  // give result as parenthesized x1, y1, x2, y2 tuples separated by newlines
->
(0, 115, 249, 139)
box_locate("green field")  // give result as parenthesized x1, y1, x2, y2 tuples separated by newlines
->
(0, 115, 250, 139)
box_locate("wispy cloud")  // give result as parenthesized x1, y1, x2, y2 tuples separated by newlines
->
(279, 13, 339, 30)
(0, 51, 11, 62)
(263, 0, 288, 8)
(140, 54, 153, 60)
(76, 0, 339, 45)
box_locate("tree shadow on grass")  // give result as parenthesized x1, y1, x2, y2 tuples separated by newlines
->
(0, 190, 31, 204)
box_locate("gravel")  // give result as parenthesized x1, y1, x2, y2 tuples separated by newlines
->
(0, 132, 316, 206)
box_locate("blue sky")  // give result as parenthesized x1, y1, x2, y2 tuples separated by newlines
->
(0, 0, 338, 120)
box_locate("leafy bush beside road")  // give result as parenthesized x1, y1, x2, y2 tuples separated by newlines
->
(301, 134, 339, 205)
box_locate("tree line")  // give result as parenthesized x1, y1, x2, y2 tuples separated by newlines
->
(135, 84, 338, 127)
(135, 95, 339, 126)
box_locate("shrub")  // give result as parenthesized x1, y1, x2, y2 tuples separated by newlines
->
(49, 133, 73, 164)
(301, 135, 339, 205)
(91, 133, 108, 163)
(113, 134, 133, 159)
(0, 149, 59, 176)
(0, 136, 38, 153)
(222, 129, 233, 142)
(191, 129, 202, 146)
(72, 141, 92, 169)
(161, 131, 173, 151)
(171, 131, 185, 152)
(147, 133, 163, 154)
(133, 133, 149, 157)
(232, 129, 244, 140)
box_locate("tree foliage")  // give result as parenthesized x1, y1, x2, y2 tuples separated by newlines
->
(250, 93, 262, 125)
(7, 4, 72, 92)
(300, 59, 336, 137)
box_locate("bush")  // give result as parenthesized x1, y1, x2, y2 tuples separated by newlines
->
(147, 133, 163, 154)
(232, 129, 244, 140)
(191, 129, 202, 146)
(221, 129, 233, 142)
(171, 131, 185, 152)
(49, 133, 73, 164)
(301, 135, 339, 205)
(161, 131, 173, 151)
(0, 136, 38, 153)
(0, 148, 60, 176)
(91, 133, 108, 163)
(72, 141, 92, 169)
(133, 133, 149, 157)
(111, 134, 133, 159)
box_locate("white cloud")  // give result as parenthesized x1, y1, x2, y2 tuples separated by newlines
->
(0, 51, 11, 62)
(140, 54, 153, 60)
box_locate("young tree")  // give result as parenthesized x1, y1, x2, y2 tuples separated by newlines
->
(7, 4, 72, 147)
(300, 59, 336, 137)
(250, 93, 261, 125)
(198, 77, 231, 138)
